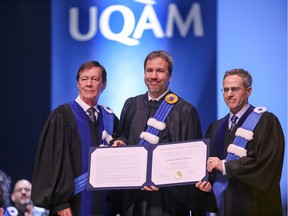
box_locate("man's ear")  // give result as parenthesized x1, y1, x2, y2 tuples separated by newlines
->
(101, 82, 107, 92)
(247, 86, 252, 96)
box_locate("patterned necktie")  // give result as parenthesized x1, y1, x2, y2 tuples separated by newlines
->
(229, 115, 238, 133)
(87, 107, 96, 122)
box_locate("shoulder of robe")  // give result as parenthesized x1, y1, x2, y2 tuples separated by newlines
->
(50, 103, 74, 126)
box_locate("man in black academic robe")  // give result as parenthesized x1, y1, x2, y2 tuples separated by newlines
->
(112, 50, 206, 216)
(31, 61, 119, 216)
(206, 69, 285, 216)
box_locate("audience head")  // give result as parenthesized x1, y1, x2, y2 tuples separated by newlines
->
(11, 179, 32, 212)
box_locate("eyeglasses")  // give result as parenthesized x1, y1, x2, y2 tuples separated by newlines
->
(221, 87, 243, 94)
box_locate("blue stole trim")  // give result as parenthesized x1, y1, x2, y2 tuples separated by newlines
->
(68, 101, 92, 173)
(73, 172, 88, 196)
(139, 97, 175, 145)
(213, 106, 265, 209)
(68, 101, 114, 196)
(213, 114, 229, 158)
(68, 101, 92, 215)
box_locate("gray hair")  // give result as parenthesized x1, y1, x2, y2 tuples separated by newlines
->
(223, 68, 252, 88)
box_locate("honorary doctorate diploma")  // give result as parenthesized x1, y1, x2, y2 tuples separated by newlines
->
(88, 139, 209, 190)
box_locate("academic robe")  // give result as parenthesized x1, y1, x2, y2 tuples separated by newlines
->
(115, 91, 206, 216)
(205, 105, 285, 216)
(31, 102, 119, 216)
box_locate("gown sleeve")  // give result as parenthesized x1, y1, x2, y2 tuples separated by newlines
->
(167, 99, 209, 213)
(180, 100, 202, 139)
(114, 97, 135, 143)
(31, 105, 75, 214)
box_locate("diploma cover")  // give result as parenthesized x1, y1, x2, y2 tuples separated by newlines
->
(87, 139, 209, 190)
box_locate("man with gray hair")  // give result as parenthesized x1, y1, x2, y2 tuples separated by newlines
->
(204, 68, 285, 215)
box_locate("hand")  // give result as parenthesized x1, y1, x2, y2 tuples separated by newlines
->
(207, 157, 223, 173)
(24, 204, 34, 216)
(58, 208, 72, 216)
(0, 208, 4, 216)
(111, 140, 126, 147)
(195, 180, 212, 192)
(142, 185, 159, 191)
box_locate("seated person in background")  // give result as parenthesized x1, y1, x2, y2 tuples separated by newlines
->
(11, 179, 49, 216)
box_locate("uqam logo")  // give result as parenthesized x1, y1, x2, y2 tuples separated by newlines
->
(69, 0, 204, 46)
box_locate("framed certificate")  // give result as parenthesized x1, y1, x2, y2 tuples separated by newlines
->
(87, 139, 209, 190)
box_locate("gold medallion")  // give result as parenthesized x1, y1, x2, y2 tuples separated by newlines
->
(165, 93, 178, 104)
(175, 171, 182, 179)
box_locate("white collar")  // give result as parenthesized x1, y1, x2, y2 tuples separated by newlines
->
(230, 103, 250, 120)
(75, 95, 99, 113)
(148, 89, 169, 101)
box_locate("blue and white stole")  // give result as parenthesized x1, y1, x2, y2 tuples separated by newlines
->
(139, 93, 178, 145)
(213, 106, 266, 209)
(2, 206, 18, 216)
(68, 101, 114, 196)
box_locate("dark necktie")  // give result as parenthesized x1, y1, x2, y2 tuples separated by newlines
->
(87, 107, 96, 122)
(229, 115, 238, 133)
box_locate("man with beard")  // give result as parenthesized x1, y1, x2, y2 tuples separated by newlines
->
(112, 50, 210, 216)
(11, 180, 48, 216)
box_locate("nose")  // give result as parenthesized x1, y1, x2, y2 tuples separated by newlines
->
(86, 79, 93, 86)
(227, 90, 235, 96)
(151, 71, 158, 79)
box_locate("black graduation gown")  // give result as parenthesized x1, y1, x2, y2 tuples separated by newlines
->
(205, 106, 285, 216)
(31, 103, 119, 216)
(115, 91, 205, 216)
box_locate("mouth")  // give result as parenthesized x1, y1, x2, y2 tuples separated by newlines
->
(84, 89, 94, 93)
(148, 81, 160, 85)
(227, 101, 237, 108)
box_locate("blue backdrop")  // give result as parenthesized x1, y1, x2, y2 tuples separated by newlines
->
(51, 0, 217, 133)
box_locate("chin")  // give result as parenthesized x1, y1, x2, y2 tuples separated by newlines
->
(149, 87, 161, 93)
